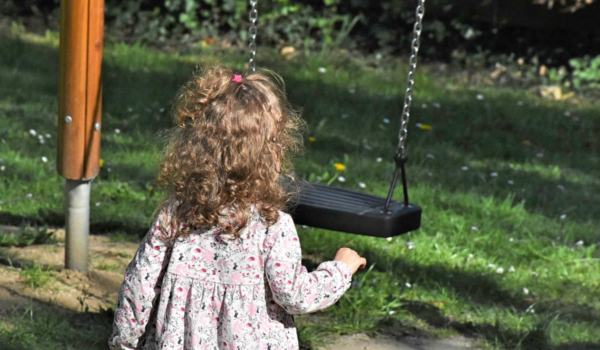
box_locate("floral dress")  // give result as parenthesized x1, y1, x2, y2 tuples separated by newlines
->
(108, 203, 353, 350)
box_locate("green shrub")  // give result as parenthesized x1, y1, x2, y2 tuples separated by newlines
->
(569, 55, 600, 89)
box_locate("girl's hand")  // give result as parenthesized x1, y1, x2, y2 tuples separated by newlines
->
(334, 248, 367, 275)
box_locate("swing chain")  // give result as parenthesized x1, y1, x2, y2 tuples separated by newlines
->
(396, 0, 425, 156)
(248, 0, 258, 73)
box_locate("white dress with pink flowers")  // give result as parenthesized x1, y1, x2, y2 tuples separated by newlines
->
(108, 204, 353, 350)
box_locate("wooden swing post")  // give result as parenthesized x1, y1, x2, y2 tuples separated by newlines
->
(57, 0, 105, 272)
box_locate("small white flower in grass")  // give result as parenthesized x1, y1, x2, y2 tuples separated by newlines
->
(160, 108, 166, 113)
(95, 202, 101, 207)
(490, 172, 498, 177)
(536, 152, 544, 158)
(318, 67, 327, 73)
(426, 154, 435, 159)
(29, 129, 37, 137)
(25, 193, 33, 198)
(523, 287, 529, 295)
(302, 225, 308, 229)
(576, 240, 584, 246)
(564, 111, 571, 117)
(428, 172, 433, 177)
(508, 180, 514, 185)
(41, 156, 48, 163)
(560, 214, 567, 220)
(107, 167, 112, 172)
(383, 118, 390, 124)
(38, 135, 44, 140)
(0, 165, 5, 171)
(496, 267, 504, 274)
(476, 94, 484, 100)
(509, 266, 515, 272)
(529, 308, 535, 314)
(128, 107, 133, 112)
(341, 114, 349, 119)
(421, 104, 428, 109)
(114, 128, 121, 134)
(372, 278, 377, 284)
(337, 176, 346, 183)
(386, 237, 393, 242)
(348, 88, 356, 94)
(364, 144, 372, 150)
(530, 271, 538, 276)
(316, 176, 322, 182)
(433, 102, 441, 108)
(509, 237, 514, 242)
(376, 157, 383, 162)
(471, 226, 479, 231)
(407, 241, 415, 249)
(389, 310, 396, 315)
(405, 282, 412, 288)
(461, 166, 469, 171)
(467, 254, 474, 263)
(557, 185, 565, 191)
(517, 101, 524, 106)
(488, 263, 495, 268)
(358, 182, 366, 188)
(39, 138, 45, 144)
(45, 134, 51, 139)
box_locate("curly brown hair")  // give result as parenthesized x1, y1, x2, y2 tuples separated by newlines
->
(154, 64, 304, 242)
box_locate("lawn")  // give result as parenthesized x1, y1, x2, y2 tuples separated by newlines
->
(0, 28, 599, 350)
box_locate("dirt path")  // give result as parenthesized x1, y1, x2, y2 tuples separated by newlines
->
(0, 226, 479, 350)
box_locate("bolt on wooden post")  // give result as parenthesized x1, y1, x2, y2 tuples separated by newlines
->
(57, 0, 104, 272)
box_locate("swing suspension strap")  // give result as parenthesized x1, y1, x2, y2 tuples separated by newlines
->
(248, 0, 258, 72)
(383, 0, 425, 212)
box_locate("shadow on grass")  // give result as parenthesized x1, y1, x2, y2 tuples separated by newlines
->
(0, 289, 113, 350)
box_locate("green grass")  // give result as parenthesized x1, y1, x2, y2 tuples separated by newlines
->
(0, 28, 599, 349)
(21, 263, 53, 289)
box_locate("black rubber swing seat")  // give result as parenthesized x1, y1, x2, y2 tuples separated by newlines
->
(289, 182, 422, 238)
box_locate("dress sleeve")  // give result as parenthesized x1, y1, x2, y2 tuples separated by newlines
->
(108, 205, 174, 350)
(263, 212, 353, 315)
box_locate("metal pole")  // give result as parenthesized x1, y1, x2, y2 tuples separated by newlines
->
(64, 180, 91, 271)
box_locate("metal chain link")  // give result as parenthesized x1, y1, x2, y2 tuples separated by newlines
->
(248, 0, 258, 72)
(396, 0, 425, 156)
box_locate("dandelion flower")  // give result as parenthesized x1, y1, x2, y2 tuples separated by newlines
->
(416, 123, 432, 130)
(334, 163, 346, 172)
(99, 158, 105, 167)
(41, 156, 48, 163)
(496, 267, 504, 274)
(337, 176, 346, 182)
(318, 67, 327, 73)
(358, 182, 366, 188)
(309, 137, 316, 142)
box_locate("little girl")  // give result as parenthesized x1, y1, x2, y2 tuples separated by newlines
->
(108, 65, 367, 350)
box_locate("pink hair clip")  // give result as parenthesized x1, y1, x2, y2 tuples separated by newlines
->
(231, 74, 243, 83)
